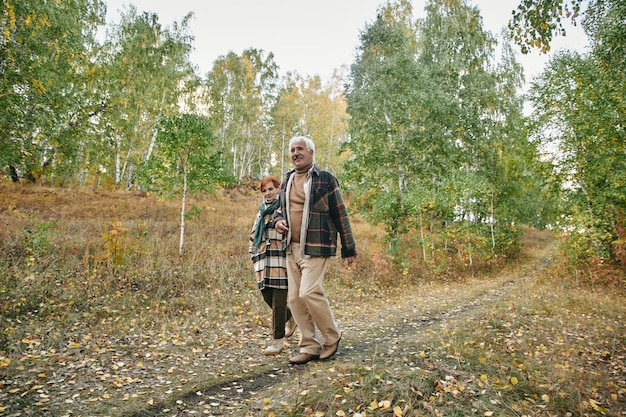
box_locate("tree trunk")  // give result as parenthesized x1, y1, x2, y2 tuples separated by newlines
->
(419, 212, 427, 262)
(9, 166, 19, 182)
(179, 161, 188, 256)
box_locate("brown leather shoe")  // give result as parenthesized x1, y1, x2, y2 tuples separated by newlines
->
(288, 352, 319, 365)
(319, 336, 341, 361)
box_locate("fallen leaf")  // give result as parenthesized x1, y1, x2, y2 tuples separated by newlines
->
(379, 400, 391, 410)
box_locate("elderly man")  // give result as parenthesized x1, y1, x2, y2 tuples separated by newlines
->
(275, 136, 357, 364)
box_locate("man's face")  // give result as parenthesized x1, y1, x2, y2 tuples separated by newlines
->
(290, 140, 314, 170)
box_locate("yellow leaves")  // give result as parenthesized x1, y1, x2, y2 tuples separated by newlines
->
(510, 376, 518, 385)
(31, 78, 46, 93)
(379, 400, 391, 409)
(68, 341, 80, 349)
(6, 2, 16, 30)
(588, 399, 607, 414)
(0, 357, 10, 368)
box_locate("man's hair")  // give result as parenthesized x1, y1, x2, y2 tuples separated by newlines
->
(289, 136, 316, 159)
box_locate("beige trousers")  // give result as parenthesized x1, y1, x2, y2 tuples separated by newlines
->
(286, 243, 341, 355)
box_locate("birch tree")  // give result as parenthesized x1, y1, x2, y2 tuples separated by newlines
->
(204, 49, 279, 180)
(139, 114, 231, 255)
(96, 6, 195, 188)
(0, 0, 105, 182)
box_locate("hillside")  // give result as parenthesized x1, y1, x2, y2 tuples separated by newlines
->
(0, 184, 624, 416)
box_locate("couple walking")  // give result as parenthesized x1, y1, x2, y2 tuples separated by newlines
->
(249, 136, 357, 365)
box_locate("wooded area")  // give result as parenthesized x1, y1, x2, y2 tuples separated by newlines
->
(1, 1, 625, 415)
(1, 0, 625, 276)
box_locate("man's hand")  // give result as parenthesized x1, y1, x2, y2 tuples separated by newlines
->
(275, 219, 288, 234)
(344, 255, 357, 266)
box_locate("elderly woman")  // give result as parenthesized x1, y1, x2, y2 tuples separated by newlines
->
(249, 176, 296, 355)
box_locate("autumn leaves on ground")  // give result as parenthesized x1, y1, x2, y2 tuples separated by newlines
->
(0, 184, 624, 417)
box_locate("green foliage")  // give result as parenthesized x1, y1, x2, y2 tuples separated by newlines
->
(95, 7, 197, 188)
(0, 0, 106, 182)
(204, 49, 280, 180)
(530, 45, 626, 264)
(509, 0, 583, 53)
(272, 72, 349, 174)
(23, 214, 57, 262)
(139, 114, 233, 194)
(344, 0, 540, 267)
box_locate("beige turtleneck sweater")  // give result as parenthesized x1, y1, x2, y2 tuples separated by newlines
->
(289, 171, 308, 243)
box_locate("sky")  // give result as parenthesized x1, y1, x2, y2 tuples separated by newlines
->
(103, 0, 590, 83)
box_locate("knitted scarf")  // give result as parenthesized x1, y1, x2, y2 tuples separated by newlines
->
(252, 198, 278, 250)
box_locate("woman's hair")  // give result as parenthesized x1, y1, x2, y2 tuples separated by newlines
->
(260, 176, 280, 191)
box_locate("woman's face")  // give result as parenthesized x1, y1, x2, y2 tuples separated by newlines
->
(262, 182, 278, 201)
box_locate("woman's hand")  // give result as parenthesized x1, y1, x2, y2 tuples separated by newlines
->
(275, 219, 288, 234)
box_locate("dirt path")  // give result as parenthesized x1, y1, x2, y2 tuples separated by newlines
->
(121, 243, 556, 416)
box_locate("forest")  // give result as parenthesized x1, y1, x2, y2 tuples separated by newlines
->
(2, 0, 624, 273)
(0, 0, 625, 415)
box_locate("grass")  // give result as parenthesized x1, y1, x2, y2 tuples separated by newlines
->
(0, 183, 624, 416)
(258, 255, 625, 416)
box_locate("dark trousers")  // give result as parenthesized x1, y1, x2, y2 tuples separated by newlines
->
(261, 288, 292, 339)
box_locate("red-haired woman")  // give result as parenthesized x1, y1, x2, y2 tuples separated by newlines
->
(249, 176, 296, 355)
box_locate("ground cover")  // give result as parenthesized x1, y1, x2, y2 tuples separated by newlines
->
(0, 185, 624, 416)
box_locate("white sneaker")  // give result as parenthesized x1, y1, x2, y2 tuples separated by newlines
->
(263, 338, 284, 356)
(285, 317, 297, 338)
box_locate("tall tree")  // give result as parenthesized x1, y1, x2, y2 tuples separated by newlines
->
(94, 6, 195, 188)
(530, 53, 625, 261)
(345, 0, 425, 248)
(138, 114, 231, 255)
(272, 71, 349, 176)
(0, 0, 105, 182)
(527, 0, 626, 265)
(204, 49, 279, 180)
(346, 0, 537, 265)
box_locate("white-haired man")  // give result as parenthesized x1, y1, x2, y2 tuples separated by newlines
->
(275, 136, 357, 364)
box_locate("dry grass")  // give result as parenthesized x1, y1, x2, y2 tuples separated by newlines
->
(0, 184, 624, 417)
